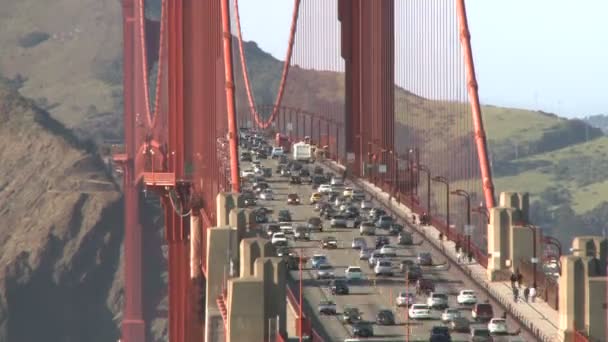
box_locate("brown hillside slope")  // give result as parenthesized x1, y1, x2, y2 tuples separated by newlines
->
(0, 82, 124, 341)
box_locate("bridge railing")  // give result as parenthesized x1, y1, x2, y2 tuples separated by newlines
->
(285, 281, 324, 342)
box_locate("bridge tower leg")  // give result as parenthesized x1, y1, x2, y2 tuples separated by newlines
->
(339, 0, 395, 178)
(120, 0, 146, 341)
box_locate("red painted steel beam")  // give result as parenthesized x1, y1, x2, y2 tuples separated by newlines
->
(456, 0, 496, 208)
(120, 0, 145, 341)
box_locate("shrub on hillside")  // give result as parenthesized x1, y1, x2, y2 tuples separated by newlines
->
(18, 31, 50, 48)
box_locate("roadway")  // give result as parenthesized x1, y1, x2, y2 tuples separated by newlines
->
(240, 148, 532, 342)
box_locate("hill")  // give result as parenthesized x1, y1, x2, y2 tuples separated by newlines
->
(0, 79, 123, 341)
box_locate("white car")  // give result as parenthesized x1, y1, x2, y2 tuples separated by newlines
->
(427, 292, 449, 309)
(316, 264, 335, 280)
(343, 187, 354, 197)
(441, 308, 462, 322)
(345, 266, 364, 281)
(360, 200, 373, 209)
(271, 232, 287, 245)
(318, 184, 332, 193)
(271, 146, 284, 158)
(395, 292, 415, 307)
(408, 304, 431, 320)
(330, 177, 344, 185)
(374, 260, 393, 276)
(379, 245, 397, 257)
(241, 169, 255, 177)
(488, 318, 508, 334)
(279, 223, 294, 234)
(259, 189, 274, 200)
(457, 289, 478, 305)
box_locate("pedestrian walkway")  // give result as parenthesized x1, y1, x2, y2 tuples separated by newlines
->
(323, 160, 561, 342)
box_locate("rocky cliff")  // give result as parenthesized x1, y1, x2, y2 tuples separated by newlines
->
(0, 81, 124, 342)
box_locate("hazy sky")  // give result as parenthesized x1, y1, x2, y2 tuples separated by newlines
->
(236, 0, 607, 118)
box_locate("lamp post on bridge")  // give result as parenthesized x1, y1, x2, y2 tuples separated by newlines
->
(524, 224, 539, 288)
(451, 189, 471, 259)
(432, 176, 450, 239)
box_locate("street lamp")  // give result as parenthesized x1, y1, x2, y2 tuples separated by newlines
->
(432, 176, 450, 239)
(524, 224, 539, 288)
(415, 164, 432, 216)
(451, 189, 471, 259)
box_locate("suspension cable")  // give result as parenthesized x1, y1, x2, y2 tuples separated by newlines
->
(233, 0, 301, 129)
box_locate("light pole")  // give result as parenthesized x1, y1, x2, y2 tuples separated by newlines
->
(451, 189, 471, 257)
(416, 164, 431, 217)
(432, 176, 450, 239)
(524, 224, 539, 288)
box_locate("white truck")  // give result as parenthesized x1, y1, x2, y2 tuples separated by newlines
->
(292, 142, 313, 162)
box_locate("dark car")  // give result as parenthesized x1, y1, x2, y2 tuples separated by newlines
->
(417, 252, 433, 266)
(289, 175, 302, 184)
(255, 150, 267, 159)
(287, 193, 301, 204)
(307, 216, 323, 231)
(342, 307, 362, 324)
(254, 212, 268, 224)
(388, 223, 404, 236)
(300, 168, 310, 177)
(416, 278, 435, 295)
(430, 326, 452, 340)
(472, 303, 494, 322)
(240, 152, 252, 162)
(265, 223, 280, 238)
(330, 279, 349, 295)
(278, 209, 292, 222)
(242, 192, 257, 207)
(403, 264, 423, 281)
(398, 231, 414, 245)
(375, 236, 390, 248)
(352, 322, 373, 337)
(313, 166, 324, 175)
(376, 309, 395, 325)
(321, 236, 338, 249)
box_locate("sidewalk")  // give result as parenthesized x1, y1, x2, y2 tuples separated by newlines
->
(324, 160, 560, 342)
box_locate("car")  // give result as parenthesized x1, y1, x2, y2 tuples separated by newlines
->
(368, 251, 387, 267)
(311, 254, 328, 269)
(240, 152, 252, 162)
(330, 176, 344, 185)
(343, 187, 354, 198)
(277, 209, 292, 222)
(470, 327, 493, 342)
(306, 216, 323, 231)
(271, 232, 287, 246)
(241, 168, 256, 177)
(359, 221, 376, 235)
(398, 231, 414, 245)
(289, 175, 302, 184)
(313, 201, 329, 212)
(242, 193, 257, 207)
(316, 264, 335, 279)
(271, 146, 284, 158)
(276, 246, 290, 257)
(417, 252, 433, 266)
(400, 259, 416, 272)
(342, 307, 362, 324)
(352, 189, 365, 201)
(427, 292, 449, 309)
(457, 290, 478, 305)
(255, 211, 269, 224)
(351, 237, 367, 249)
(449, 316, 471, 333)
(403, 264, 423, 281)
(321, 236, 338, 249)
(388, 223, 404, 235)
(318, 184, 332, 193)
(375, 215, 394, 229)
(376, 309, 395, 325)
(287, 193, 300, 205)
(299, 168, 310, 177)
(318, 300, 337, 315)
(471, 303, 494, 322)
(259, 189, 274, 200)
(369, 208, 387, 220)
(279, 222, 294, 235)
(330, 215, 348, 228)
(265, 223, 280, 238)
(416, 279, 435, 295)
(309, 192, 322, 204)
(313, 166, 324, 175)
(375, 236, 390, 248)
(293, 226, 310, 241)
(379, 245, 397, 257)
(374, 260, 393, 276)
(441, 308, 462, 323)
(430, 326, 452, 341)
(352, 322, 373, 337)
(408, 304, 431, 320)
(280, 168, 291, 177)
(488, 318, 508, 335)
(345, 266, 364, 281)
(255, 150, 268, 159)
(360, 200, 373, 209)
(330, 279, 349, 295)
(359, 248, 373, 260)
(395, 291, 415, 307)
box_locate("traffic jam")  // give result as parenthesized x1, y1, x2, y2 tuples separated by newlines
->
(238, 128, 524, 342)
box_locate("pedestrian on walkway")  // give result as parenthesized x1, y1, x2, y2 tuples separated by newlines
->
(512, 287, 519, 303)
(515, 269, 523, 288)
(529, 286, 537, 303)
(510, 273, 517, 289)
(457, 250, 463, 263)
(523, 287, 530, 303)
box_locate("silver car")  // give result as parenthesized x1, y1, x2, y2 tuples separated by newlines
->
(359, 248, 373, 260)
(330, 215, 348, 228)
(351, 237, 367, 249)
(316, 264, 335, 279)
(374, 260, 393, 276)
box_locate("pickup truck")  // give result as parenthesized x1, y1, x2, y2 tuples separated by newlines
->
(318, 300, 337, 315)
